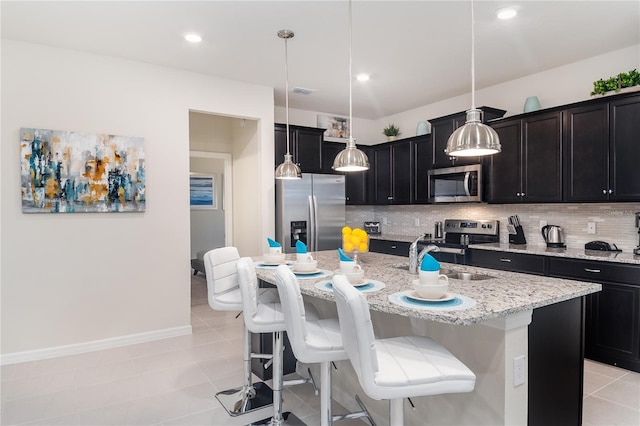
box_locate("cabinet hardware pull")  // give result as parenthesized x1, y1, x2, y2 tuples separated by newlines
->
(521, 193, 525, 196)
(387, 196, 393, 200)
(500, 258, 512, 262)
(584, 268, 601, 273)
(608, 189, 613, 194)
(602, 189, 607, 194)
(391, 245, 397, 249)
(516, 192, 520, 196)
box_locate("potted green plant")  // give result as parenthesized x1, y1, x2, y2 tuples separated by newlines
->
(383, 124, 401, 141)
(591, 69, 640, 96)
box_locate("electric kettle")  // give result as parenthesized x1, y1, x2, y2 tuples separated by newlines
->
(541, 225, 566, 248)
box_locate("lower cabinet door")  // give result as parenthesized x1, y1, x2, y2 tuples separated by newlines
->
(586, 282, 640, 372)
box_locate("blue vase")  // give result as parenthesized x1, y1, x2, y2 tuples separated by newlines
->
(523, 96, 541, 113)
(416, 121, 431, 136)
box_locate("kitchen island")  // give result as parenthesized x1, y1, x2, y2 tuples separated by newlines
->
(255, 250, 601, 425)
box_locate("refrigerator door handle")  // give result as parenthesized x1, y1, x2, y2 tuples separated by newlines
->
(312, 195, 319, 251)
(308, 195, 316, 251)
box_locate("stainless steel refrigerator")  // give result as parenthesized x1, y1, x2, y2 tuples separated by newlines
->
(275, 174, 345, 254)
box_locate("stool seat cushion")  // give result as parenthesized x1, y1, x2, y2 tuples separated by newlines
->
(252, 302, 286, 332)
(372, 336, 476, 399)
(302, 318, 348, 362)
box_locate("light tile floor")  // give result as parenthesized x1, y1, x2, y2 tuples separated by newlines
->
(0, 274, 638, 425)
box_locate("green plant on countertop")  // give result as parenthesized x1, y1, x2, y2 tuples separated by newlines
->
(382, 124, 401, 137)
(591, 69, 640, 96)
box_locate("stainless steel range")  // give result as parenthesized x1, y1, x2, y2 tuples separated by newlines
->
(419, 219, 500, 264)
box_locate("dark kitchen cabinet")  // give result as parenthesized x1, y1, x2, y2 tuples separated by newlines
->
(548, 258, 640, 373)
(372, 140, 413, 204)
(431, 107, 506, 168)
(469, 249, 546, 275)
(564, 94, 640, 202)
(321, 141, 369, 205)
(609, 95, 640, 201)
(412, 135, 432, 203)
(487, 111, 562, 203)
(275, 123, 325, 173)
(369, 239, 411, 256)
(564, 103, 610, 201)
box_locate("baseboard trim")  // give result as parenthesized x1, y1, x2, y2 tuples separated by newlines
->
(1, 325, 193, 365)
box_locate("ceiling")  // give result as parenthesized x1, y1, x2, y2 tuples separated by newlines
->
(2, 1, 639, 119)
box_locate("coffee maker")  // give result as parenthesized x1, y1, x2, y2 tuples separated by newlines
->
(634, 212, 640, 255)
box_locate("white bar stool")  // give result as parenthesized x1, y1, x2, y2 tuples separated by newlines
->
(203, 247, 276, 416)
(274, 265, 375, 426)
(237, 257, 318, 426)
(331, 274, 477, 426)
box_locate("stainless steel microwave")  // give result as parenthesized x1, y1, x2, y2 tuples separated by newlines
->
(427, 164, 483, 203)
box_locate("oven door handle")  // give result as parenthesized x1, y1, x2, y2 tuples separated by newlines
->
(463, 172, 472, 197)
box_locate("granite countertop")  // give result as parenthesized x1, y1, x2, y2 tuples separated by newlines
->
(469, 243, 640, 265)
(254, 250, 601, 326)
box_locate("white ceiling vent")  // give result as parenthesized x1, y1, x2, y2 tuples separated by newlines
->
(292, 87, 317, 95)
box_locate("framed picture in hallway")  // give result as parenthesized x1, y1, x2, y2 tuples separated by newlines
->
(190, 173, 217, 209)
(20, 128, 146, 213)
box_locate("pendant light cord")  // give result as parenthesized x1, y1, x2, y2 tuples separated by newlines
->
(284, 35, 291, 155)
(349, 0, 353, 140)
(471, 0, 476, 110)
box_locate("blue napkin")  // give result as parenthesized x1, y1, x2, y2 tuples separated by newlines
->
(267, 237, 281, 248)
(296, 240, 307, 254)
(420, 253, 440, 271)
(338, 248, 353, 262)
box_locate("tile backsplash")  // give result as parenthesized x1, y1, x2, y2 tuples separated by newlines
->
(347, 203, 640, 253)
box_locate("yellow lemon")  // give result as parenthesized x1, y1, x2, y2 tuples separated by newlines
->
(342, 226, 352, 236)
(358, 242, 368, 252)
(350, 235, 361, 245)
(344, 242, 354, 251)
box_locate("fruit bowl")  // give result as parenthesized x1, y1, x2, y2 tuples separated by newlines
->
(341, 227, 369, 262)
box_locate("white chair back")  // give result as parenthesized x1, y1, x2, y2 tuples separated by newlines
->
(274, 265, 310, 357)
(236, 257, 260, 320)
(332, 274, 380, 397)
(203, 247, 241, 310)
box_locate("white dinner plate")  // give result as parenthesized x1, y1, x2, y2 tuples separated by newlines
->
(405, 291, 456, 303)
(259, 260, 291, 266)
(292, 268, 322, 275)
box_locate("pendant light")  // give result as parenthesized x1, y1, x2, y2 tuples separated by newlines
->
(332, 0, 370, 172)
(275, 29, 302, 180)
(445, 0, 501, 157)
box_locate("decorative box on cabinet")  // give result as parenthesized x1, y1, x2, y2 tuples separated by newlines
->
(487, 111, 562, 203)
(274, 123, 326, 173)
(430, 107, 506, 168)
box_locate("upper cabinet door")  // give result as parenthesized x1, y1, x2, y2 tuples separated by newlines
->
(487, 119, 522, 203)
(390, 140, 413, 204)
(295, 127, 325, 173)
(610, 96, 640, 201)
(564, 103, 609, 202)
(431, 118, 457, 167)
(522, 112, 563, 203)
(372, 145, 392, 204)
(412, 135, 432, 203)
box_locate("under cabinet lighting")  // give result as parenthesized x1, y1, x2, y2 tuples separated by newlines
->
(496, 8, 517, 20)
(185, 33, 202, 43)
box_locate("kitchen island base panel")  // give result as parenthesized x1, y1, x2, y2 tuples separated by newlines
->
(307, 297, 530, 425)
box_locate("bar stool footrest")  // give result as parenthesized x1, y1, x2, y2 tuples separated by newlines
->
(215, 381, 273, 417)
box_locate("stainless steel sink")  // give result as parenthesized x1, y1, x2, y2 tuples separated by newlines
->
(390, 263, 410, 270)
(445, 272, 495, 281)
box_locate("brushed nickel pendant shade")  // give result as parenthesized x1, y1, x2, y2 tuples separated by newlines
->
(275, 29, 302, 180)
(332, 0, 369, 172)
(446, 0, 501, 157)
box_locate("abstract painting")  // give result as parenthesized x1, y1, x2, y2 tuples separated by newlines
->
(20, 128, 146, 213)
(190, 174, 216, 209)
(317, 114, 349, 139)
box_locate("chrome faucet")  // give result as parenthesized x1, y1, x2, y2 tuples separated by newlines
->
(409, 234, 440, 274)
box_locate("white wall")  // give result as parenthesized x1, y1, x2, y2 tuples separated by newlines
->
(0, 40, 275, 357)
(379, 45, 640, 136)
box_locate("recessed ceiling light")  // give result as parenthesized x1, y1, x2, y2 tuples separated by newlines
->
(356, 73, 370, 82)
(496, 8, 517, 20)
(184, 33, 202, 43)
